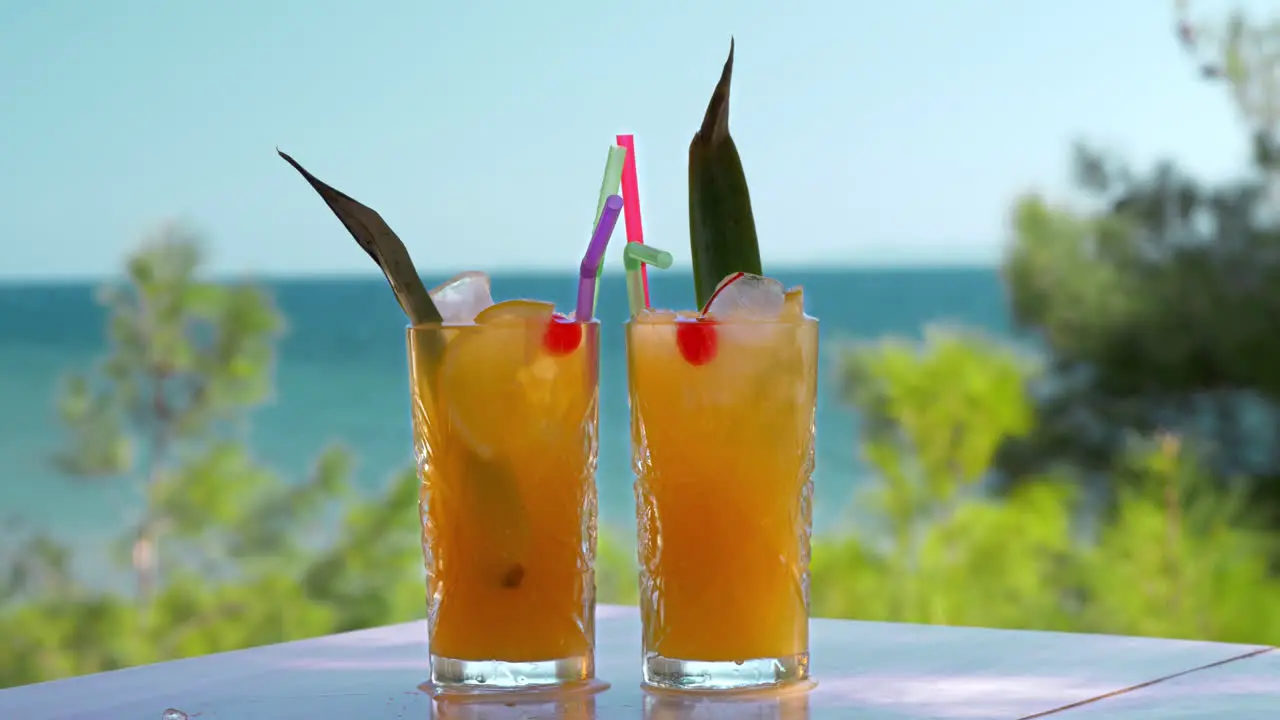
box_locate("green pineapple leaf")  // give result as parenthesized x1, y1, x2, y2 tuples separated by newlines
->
(688, 38, 763, 310)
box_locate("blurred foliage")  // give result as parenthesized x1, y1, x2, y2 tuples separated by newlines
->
(812, 329, 1280, 644)
(998, 148, 1280, 507)
(0, 230, 429, 688)
(806, 1, 1280, 634)
(50, 223, 287, 599)
(993, 5, 1280, 528)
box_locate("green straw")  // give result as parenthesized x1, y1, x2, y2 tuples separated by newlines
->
(623, 243, 673, 316)
(592, 145, 628, 308)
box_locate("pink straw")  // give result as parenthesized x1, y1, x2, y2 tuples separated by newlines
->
(616, 134, 650, 308)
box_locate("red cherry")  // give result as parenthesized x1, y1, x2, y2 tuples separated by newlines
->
(543, 313, 583, 355)
(676, 318, 718, 365)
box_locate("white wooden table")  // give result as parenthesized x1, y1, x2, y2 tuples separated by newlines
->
(1, 605, 1275, 719)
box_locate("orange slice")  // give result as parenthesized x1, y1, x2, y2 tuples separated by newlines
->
(475, 299, 555, 325)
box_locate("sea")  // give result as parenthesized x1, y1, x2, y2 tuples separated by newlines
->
(0, 268, 1012, 583)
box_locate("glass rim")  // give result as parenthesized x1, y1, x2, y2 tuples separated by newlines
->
(621, 314, 818, 327)
(406, 317, 602, 332)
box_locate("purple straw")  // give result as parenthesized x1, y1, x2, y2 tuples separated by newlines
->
(575, 194, 624, 321)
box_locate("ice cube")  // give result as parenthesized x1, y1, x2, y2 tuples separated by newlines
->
(633, 308, 677, 324)
(430, 271, 494, 324)
(703, 272, 786, 319)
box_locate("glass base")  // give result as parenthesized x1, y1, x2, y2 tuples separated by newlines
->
(429, 654, 594, 693)
(642, 652, 809, 691)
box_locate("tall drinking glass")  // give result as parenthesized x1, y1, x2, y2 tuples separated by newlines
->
(626, 312, 818, 691)
(407, 318, 601, 691)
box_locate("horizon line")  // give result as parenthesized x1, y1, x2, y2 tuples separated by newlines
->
(0, 259, 1002, 286)
(0, 262, 998, 286)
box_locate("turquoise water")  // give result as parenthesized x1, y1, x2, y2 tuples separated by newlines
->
(0, 268, 1010, 570)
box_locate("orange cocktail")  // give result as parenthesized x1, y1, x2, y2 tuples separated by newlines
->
(408, 300, 599, 689)
(626, 288, 818, 690)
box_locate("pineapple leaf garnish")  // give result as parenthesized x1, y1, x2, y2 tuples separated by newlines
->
(278, 150, 442, 325)
(688, 38, 763, 311)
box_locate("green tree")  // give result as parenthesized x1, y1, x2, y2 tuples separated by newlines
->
(814, 329, 1077, 629)
(1078, 434, 1280, 643)
(0, 228, 430, 688)
(999, 147, 1280, 524)
(995, 3, 1280, 524)
(816, 330, 1280, 644)
(52, 223, 284, 599)
(809, 3, 1280, 642)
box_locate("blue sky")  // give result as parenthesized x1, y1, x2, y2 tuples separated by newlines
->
(0, 0, 1264, 279)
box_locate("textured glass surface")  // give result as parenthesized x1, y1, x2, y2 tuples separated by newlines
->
(407, 322, 599, 668)
(627, 316, 818, 670)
